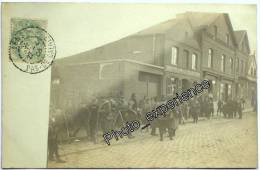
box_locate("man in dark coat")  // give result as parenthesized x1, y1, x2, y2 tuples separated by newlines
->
(204, 97, 210, 119)
(150, 97, 158, 136)
(209, 97, 214, 118)
(232, 99, 238, 118)
(99, 97, 113, 133)
(89, 98, 99, 144)
(191, 99, 200, 123)
(217, 99, 223, 117)
(157, 98, 177, 141)
(226, 98, 233, 118)
(72, 103, 90, 138)
(238, 98, 243, 119)
(48, 117, 66, 163)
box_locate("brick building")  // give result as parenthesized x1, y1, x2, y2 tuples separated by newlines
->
(50, 12, 256, 111)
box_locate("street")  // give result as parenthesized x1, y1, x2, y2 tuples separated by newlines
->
(48, 111, 257, 168)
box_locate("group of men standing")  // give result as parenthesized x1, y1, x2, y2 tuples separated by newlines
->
(48, 92, 247, 162)
(220, 97, 245, 119)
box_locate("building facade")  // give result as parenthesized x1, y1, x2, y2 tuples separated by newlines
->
(50, 12, 256, 111)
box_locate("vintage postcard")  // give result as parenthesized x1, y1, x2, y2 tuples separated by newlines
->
(2, 2, 258, 168)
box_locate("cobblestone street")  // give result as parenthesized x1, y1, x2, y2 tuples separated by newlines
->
(48, 111, 257, 168)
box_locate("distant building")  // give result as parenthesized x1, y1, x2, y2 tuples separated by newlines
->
(50, 12, 256, 111)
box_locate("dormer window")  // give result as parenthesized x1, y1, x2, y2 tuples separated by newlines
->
(226, 33, 230, 45)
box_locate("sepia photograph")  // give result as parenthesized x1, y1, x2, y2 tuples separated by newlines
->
(2, 2, 258, 168)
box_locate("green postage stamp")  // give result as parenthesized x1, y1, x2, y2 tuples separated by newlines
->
(9, 18, 56, 74)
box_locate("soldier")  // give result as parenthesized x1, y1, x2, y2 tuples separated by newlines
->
(110, 97, 119, 128)
(115, 94, 128, 128)
(209, 97, 214, 118)
(198, 96, 204, 117)
(157, 97, 174, 141)
(182, 102, 189, 120)
(191, 98, 200, 123)
(72, 103, 90, 138)
(222, 101, 228, 118)
(48, 116, 66, 163)
(232, 99, 238, 118)
(129, 93, 138, 111)
(138, 96, 146, 117)
(204, 97, 210, 119)
(172, 106, 179, 136)
(226, 98, 233, 118)
(238, 98, 243, 119)
(178, 106, 185, 124)
(98, 97, 113, 133)
(150, 97, 158, 136)
(122, 93, 140, 138)
(241, 97, 246, 110)
(64, 101, 74, 137)
(89, 97, 99, 144)
(141, 97, 151, 132)
(217, 99, 223, 117)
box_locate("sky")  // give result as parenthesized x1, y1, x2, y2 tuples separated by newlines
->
(4, 3, 257, 59)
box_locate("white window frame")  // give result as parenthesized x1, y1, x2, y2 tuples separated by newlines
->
(184, 50, 189, 69)
(226, 34, 230, 45)
(171, 47, 178, 65)
(221, 55, 225, 72)
(192, 53, 197, 70)
(208, 49, 213, 68)
(230, 58, 234, 73)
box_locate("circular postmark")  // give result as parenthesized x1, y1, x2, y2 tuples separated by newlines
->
(9, 26, 56, 74)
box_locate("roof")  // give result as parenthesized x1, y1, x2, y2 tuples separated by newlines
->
(135, 12, 222, 35)
(135, 18, 179, 35)
(179, 12, 221, 31)
(56, 12, 244, 65)
(234, 30, 250, 53)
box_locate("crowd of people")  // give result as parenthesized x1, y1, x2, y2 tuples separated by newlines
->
(48, 91, 247, 163)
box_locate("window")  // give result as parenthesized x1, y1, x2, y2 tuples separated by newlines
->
(230, 58, 234, 73)
(184, 50, 189, 69)
(171, 47, 178, 65)
(208, 49, 213, 68)
(213, 26, 217, 39)
(226, 34, 230, 45)
(221, 55, 225, 72)
(241, 60, 244, 74)
(251, 68, 254, 76)
(242, 40, 247, 52)
(192, 53, 197, 70)
(236, 58, 239, 72)
(228, 84, 232, 97)
(243, 61, 246, 74)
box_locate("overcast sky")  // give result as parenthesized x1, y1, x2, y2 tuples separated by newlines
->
(4, 3, 257, 59)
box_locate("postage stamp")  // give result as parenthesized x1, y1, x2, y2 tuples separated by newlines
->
(9, 18, 56, 74)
